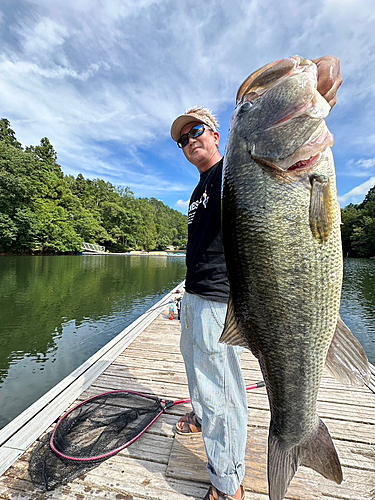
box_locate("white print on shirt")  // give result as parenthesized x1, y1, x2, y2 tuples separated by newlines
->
(188, 189, 209, 224)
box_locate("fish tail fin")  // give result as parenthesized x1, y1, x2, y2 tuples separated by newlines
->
(268, 418, 342, 500)
(300, 418, 343, 483)
(268, 423, 299, 500)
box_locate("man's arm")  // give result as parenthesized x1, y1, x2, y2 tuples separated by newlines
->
(312, 56, 343, 108)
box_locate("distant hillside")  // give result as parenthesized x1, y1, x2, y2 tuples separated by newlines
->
(341, 185, 375, 258)
(0, 118, 187, 254)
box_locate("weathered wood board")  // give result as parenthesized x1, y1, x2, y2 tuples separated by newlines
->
(166, 426, 375, 500)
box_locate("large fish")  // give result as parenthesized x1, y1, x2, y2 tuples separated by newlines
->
(221, 56, 370, 500)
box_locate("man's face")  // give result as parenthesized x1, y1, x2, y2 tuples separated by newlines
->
(179, 121, 220, 170)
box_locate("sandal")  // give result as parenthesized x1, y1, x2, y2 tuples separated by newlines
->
(203, 484, 245, 500)
(175, 411, 202, 435)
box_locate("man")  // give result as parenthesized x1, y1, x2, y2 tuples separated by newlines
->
(170, 56, 342, 500)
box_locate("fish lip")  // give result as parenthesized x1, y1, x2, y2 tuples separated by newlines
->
(252, 123, 334, 173)
(286, 152, 321, 171)
(285, 126, 334, 172)
(236, 55, 310, 105)
(252, 152, 321, 174)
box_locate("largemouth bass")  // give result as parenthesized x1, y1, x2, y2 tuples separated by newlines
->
(221, 56, 369, 500)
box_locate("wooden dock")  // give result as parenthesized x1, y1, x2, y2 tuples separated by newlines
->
(0, 287, 375, 499)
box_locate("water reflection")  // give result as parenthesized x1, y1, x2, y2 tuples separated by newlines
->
(0, 255, 186, 429)
(340, 258, 375, 365)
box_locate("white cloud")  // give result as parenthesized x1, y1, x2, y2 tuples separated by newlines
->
(1, 0, 375, 208)
(175, 199, 189, 212)
(355, 158, 375, 170)
(340, 157, 375, 179)
(338, 176, 375, 205)
(13, 17, 69, 59)
(2, 1, 375, 146)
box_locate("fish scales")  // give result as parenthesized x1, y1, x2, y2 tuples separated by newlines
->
(221, 56, 347, 500)
(224, 148, 342, 436)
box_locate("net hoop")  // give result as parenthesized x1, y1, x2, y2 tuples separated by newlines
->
(49, 390, 166, 462)
(49, 382, 265, 463)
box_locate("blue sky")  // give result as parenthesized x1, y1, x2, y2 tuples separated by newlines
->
(1, 0, 374, 214)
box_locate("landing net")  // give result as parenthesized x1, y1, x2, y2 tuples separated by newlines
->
(29, 390, 167, 490)
(29, 382, 264, 491)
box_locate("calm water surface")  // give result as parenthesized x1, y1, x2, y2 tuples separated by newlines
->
(340, 258, 375, 366)
(0, 256, 374, 430)
(0, 254, 186, 429)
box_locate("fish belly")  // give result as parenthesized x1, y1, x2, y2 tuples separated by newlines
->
(222, 147, 343, 499)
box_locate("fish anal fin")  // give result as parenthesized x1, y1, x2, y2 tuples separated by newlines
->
(325, 314, 370, 386)
(268, 418, 342, 500)
(219, 293, 248, 348)
(309, 173, 334, 243)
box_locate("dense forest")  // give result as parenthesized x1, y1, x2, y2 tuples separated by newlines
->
(0, 118, 374, 257)
(0, 119, 188, 254)
(341, 186, 375, 258)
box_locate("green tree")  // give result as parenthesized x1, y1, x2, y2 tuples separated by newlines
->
(360, 186, 375, 218)
(149, 197, 187, 250)
(0, 142, 38, 252)
(26, 137, 57, 163)
(133, 199, 158, 251)
(0, 118, 22, 149)
(341, 184, 375, 258)
(0, 119, 188, 255)
(0, 213, 18, 248)
(32, 199, 82, 253)
(341, 204, 361, 257)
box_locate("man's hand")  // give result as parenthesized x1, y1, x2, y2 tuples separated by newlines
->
(312, 56, 342, 108)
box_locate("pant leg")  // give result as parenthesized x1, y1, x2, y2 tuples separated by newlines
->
(180, 292, 204, 420)
(180, 292, 248, 495)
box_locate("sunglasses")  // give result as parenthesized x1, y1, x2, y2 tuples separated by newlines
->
(177, 124, 211, 148)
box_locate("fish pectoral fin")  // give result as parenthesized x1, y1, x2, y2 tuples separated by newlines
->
(219, 294, 249, 348)
(325, 314, 370, 386)
(309, 174, 334, 243)
(268, 419, 342, 500)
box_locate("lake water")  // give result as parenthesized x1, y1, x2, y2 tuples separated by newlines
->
(0, 254, 186, 430)
(0, 255, 374, 431)
(340, 258, 375, 366)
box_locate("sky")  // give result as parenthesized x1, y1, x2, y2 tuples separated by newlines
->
(1, 0, 375, 214)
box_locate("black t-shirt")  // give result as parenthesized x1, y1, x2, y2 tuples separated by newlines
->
(185, 159, 230, 302)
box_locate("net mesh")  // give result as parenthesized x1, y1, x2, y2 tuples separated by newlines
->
(29, 391, 164, 491)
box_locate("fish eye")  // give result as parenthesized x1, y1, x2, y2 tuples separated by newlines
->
(238, 102, 252, 114)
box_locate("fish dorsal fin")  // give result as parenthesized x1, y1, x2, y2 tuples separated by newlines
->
(309, 173, 334, 243)
(219, 293, 248, 348)
(325, 314, 370, 386)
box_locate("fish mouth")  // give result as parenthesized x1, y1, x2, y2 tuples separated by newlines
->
(255, 122, 334, 173)
(285, 125, 334, 172)
(287, 153, 321, 171)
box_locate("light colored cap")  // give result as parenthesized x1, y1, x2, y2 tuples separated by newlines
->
(170, 109, 218, 142)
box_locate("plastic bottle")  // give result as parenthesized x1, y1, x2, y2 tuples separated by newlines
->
(169, 300, 174, 320)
